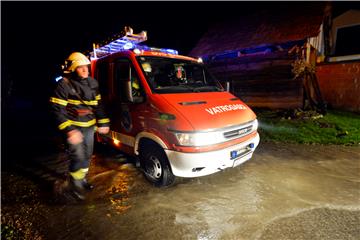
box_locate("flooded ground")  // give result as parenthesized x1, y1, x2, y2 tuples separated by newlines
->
(2, 142, 360, 239)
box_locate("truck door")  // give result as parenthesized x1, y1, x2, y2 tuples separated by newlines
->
(111, 58, 146, 138)
(95, 59, 111, 109)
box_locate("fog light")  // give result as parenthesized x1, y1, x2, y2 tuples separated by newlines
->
(249, 143, 255, 148)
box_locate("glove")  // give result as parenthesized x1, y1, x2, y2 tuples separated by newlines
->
(67, 129, 83, 145)
(97, 127, 110, 134)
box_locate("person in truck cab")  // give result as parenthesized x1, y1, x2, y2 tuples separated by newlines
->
(141, 62, 155, 86)
(50, 52, 110, 200)
(131, 76, 141, 97)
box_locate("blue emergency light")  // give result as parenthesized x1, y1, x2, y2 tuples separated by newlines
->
(159, 48, 178, 55)
(123, 42, 134, 50)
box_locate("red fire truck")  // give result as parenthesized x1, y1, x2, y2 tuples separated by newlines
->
(90, 27, 260, 187)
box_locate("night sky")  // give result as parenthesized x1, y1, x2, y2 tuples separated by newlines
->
(2, 1, 358, 108)
(3, 1, 249, 103)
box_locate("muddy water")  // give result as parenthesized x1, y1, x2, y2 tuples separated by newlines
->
(47, 143, 360, 240)
(3, 143, 360, 239)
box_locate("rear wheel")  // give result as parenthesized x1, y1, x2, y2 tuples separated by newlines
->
(140, 142, 176, 187)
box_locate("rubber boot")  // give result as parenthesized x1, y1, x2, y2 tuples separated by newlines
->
(82, 178, 94, 191)
(70, 178, 86, 201)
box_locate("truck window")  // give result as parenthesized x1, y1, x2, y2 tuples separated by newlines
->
(137, 56, 223, 94)
(114, 58, 143, 102)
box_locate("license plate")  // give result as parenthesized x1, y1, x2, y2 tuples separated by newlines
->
(230, 148, 248, 160)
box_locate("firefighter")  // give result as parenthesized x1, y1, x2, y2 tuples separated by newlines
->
(141, 62, 152, 73)
(50, 52, 110, 200)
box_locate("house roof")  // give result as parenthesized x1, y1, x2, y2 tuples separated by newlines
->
(190, 3, 327, 58)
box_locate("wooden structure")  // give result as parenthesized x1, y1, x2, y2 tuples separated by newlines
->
(190, 3, 327, 109)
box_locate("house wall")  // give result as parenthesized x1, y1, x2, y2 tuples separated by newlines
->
(316, 61, 360, 112)
(206, 51, 303, 109)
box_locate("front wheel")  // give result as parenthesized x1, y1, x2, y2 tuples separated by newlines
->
(140, 143, 176, 187)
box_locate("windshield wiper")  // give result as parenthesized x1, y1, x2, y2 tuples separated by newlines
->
(154, 85, 194, 93)
(154, 85, 223, 94)
(192, 86, 223, 92)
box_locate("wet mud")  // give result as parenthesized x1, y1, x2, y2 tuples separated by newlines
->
(2, 142, 360, 239)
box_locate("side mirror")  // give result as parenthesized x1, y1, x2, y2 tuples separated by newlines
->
(225, 81, 230, 92)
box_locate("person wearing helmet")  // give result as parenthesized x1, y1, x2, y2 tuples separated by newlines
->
(141, 62, 152, 73)
(141, 62, 159, 88)
(50, 52, 110, 201)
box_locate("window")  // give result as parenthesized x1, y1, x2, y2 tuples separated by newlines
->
(335, 25, 360, 56)
(136, 56, 223, 94)
(114, 58, 143, 102)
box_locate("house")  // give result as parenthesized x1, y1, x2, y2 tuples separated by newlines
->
(315, 9, 360, 112)
(189, 3, 334, 110)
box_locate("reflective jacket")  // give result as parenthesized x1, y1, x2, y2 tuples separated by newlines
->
(50, 76, 110, 132)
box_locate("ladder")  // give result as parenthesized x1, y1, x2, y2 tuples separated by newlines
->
(90, 26, 148, 59)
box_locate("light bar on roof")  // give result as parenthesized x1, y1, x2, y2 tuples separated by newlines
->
(160, 48, 178, 55)
(134, 46, 179, 55)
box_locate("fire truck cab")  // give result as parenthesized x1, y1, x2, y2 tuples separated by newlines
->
(90, 28, 260, 187)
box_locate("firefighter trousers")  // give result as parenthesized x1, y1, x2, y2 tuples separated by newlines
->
(66, 126, 95, 180)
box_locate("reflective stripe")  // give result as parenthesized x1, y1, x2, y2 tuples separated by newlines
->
(50, 97, 68, 106)
(95, 94, 101, 100)
(98, 118, 110, 124)
(68, 99, 98, 106)
(59, 120, 72, 130)
(84, 100, 98, 105)
(70, 169, 86, 180)
(71, 119, 96, 127)
(58, 119, 96, 130)
(81, 168, 89, 173)
(67, 99, 81, 105)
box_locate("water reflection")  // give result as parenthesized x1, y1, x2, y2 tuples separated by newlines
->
(85, 143, 360, 239)
(4, 143, 359, 239)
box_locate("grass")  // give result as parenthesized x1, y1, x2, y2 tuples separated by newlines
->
(256, 109, 360, 145)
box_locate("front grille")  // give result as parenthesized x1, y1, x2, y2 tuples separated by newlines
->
(223, 125, 253, 139)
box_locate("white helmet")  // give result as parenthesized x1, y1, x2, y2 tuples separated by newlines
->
(64, 52, 90, 73)
(142, 62, 152, 73)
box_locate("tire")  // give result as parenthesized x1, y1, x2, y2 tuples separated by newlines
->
(140, 142, 176, 187)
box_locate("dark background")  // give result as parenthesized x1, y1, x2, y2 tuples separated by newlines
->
(1, 1, 358, 166)
(2, 1, 357, 104)
(3, 1, 261, 104)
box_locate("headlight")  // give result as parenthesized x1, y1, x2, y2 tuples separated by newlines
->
(173, 131, 224, 147)
(172, 119, 258, 147)
(252, 119, 258, 131)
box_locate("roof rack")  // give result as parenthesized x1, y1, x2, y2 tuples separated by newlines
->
(90, 26, 148, 59)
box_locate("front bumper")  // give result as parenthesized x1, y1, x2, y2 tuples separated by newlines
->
(165, 133, 260, 178)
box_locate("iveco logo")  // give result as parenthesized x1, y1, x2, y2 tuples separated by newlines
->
(238, 128, 249, 135)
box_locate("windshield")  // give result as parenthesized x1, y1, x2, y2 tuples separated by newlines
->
(136, 56, 224, 94)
